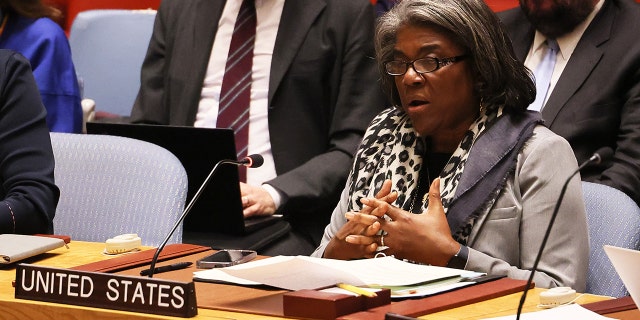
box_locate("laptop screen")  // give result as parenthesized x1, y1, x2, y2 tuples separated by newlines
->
(86, 122, 248, 234)
(604, 245, 640, 308)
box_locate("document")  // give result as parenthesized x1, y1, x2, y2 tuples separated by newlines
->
(193, 255, 466, 292)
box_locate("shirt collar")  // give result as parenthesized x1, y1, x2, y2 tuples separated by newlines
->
(532, 0, 604, 61)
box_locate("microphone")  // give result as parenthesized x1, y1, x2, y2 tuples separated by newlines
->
(142, 154, 264, 278)
(515, 147, 613, 319)
(238, 154, 264, 168)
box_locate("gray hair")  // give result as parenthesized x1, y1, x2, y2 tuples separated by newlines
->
(375, 0, 535, 112)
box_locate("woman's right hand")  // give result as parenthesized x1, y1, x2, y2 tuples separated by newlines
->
(323, 180, 397, 259)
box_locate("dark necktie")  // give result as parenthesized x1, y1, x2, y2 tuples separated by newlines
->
(217, 0, 256, 182)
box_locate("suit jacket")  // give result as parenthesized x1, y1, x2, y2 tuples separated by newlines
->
(498, 0, 640, 205)
(130, 0, 386, 242)
(0, 50, 60, 234)
(313, 126, 589, 292)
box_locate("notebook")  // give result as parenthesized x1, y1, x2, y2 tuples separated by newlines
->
(604, 245, 640, 308)
(0, 234, 66, 264)
(86, 122, 280, 235)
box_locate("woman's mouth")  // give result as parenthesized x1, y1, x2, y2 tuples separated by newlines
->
(408, 99, 428, 108)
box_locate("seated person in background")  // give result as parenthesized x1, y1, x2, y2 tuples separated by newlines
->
(0, 49, 60, 234)
(130, 0, 387, 255)
(0, 0, 83, 133)
(498, 0, 640, 205)
(312, 0, 589, 291)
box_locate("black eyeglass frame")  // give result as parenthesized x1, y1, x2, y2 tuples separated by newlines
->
(384, 55, 467, 76)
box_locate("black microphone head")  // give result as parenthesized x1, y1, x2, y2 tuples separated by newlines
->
(244, 154, 264, 168)
(592, 147, 614, 164)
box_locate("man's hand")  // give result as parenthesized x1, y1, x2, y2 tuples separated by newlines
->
(240, 182, 277, 218)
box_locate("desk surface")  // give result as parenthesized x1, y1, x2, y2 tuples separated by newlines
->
(0, 241, 633, 320)
(0, 241, 282, 320)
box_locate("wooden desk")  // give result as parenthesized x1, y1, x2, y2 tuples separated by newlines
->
(0, 241, 283, 320)
(424, 288, 609, 319)
(1, 241, 636, 320)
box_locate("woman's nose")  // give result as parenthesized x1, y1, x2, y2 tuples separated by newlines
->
(401, 66, 425, 86)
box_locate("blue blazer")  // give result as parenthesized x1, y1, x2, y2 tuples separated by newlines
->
(0, 50, 60, 234)
(0, 14, 83, 133)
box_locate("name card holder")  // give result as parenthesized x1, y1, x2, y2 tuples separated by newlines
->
(15, 264, 197, 318)
(283, 288, 391, 320)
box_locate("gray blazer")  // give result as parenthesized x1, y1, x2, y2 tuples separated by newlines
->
(313, 126, 589, 292)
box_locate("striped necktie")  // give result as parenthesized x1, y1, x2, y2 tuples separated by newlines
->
(217, 0, 256, 182)
(529, 39, 559, 112)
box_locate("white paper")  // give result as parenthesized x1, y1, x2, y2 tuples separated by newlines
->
(481, 304, 618, 320)
(193, 255, 465, 291)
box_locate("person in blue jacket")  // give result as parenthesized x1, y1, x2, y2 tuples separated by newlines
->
(0, 0, 82, 133)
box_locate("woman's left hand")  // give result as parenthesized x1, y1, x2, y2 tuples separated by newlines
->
(324, 180, 398, 259)
(358, 178, 461, 266)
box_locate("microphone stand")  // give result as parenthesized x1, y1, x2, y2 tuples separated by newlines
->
(515, 167, 578, 319)
(145, 158, 247, 278)
(515, 147, 612, 319)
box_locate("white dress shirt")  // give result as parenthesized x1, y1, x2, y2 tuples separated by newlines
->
(195, 0, 285, 206)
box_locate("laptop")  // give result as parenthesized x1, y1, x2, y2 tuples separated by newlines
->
(604, 245, 640, 308)
(86, 122, 281, 235)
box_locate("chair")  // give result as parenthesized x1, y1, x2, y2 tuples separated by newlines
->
(50, 133, 188, 247)
(62, 0, 161, 33)
(582, 181, 640, 297)
(69, 9, 156, 118)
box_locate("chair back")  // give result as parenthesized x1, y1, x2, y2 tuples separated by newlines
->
(582, 181, 640, 297)
(69, 9, 156, 117)
(51, 133, 188, 247)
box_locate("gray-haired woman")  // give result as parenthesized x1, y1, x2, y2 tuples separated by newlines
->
(312, 0, 588, 291)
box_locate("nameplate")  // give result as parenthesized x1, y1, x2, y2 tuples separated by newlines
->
(15, 264, 197, 318)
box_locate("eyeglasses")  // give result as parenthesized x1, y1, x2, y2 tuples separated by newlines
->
(384, 55, 466, 76)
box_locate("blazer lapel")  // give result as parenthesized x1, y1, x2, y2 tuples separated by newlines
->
(193, 0, 225, 70)
(269, 0, 326, 105)
(446, 112, 542, 234)
(176, 0, 224, 122)
(542, 1, 613, 125)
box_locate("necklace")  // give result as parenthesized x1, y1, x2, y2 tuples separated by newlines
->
(409, 162, 431, 214)
(409, 150, 453, 213)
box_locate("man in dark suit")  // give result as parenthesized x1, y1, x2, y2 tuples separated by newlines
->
(130, 0, 386, 254)
(499, 0, 640, 204)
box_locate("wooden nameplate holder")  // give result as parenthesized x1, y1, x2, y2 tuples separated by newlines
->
(12, 244, 211, 318)
(15, 263, 198, 318)
(284, 288, 391, 320)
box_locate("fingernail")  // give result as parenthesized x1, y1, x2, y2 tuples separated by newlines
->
(345, 212, 355, 220)
(345, 235, 356, 243)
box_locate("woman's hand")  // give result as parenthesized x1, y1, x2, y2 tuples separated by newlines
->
(323, 180, 398, 260)
(240, 182, 277, 218)
(360, 178, 460, 266)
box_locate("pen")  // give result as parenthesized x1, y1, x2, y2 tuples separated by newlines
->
(337, 283, 378, 297)
(140, 261, 192, 276)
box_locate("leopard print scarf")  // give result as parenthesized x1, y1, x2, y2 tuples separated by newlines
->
(347, 105, 541, 244)
(348, 105, 500, 208)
